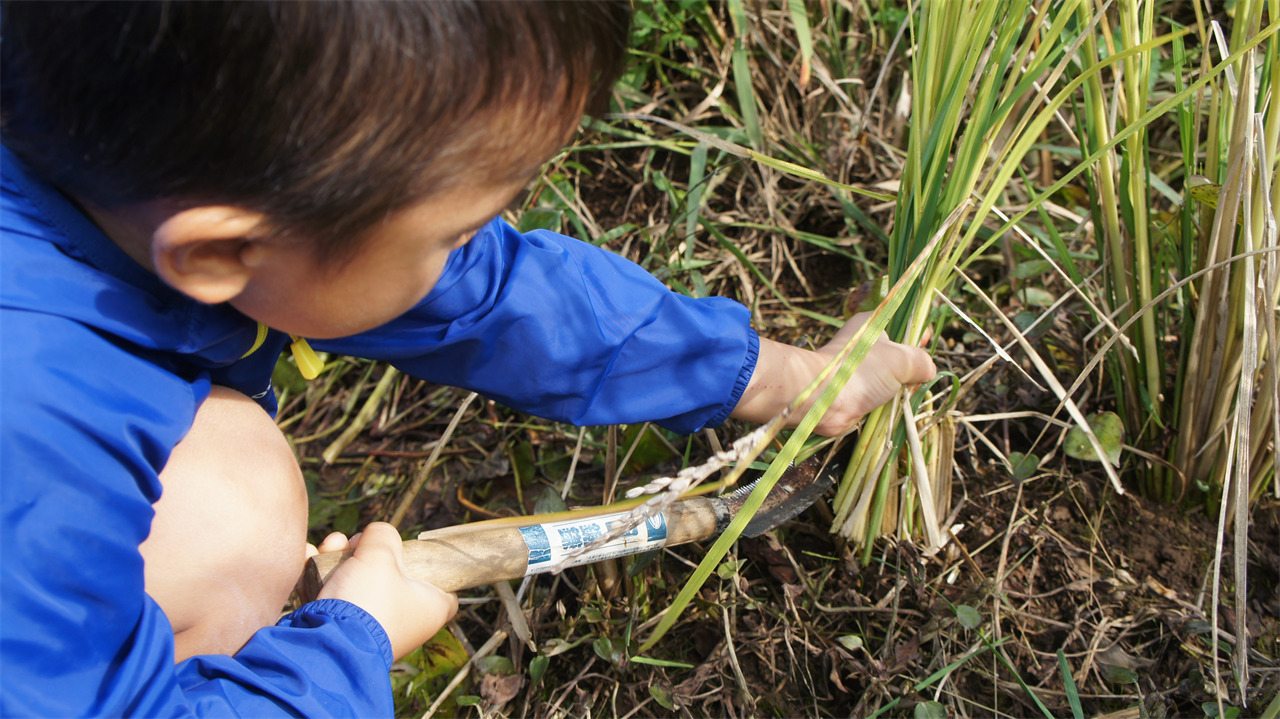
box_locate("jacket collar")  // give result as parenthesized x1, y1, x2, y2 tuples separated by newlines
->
(1, 146, 263, 366)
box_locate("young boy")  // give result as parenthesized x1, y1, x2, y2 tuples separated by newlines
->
(0, 2, 934, 716)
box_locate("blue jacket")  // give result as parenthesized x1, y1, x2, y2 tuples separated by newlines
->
(0, 147, 758, 717)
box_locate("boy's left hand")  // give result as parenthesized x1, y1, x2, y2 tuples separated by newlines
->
(731, 312, 936, 436)
(310, 523, 458, 660)
(809, 312, 937, 434)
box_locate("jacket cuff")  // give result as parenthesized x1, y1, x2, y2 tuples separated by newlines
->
(703, 327, 759, 429)
(282, 598, 395, 670)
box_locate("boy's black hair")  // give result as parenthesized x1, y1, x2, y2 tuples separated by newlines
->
(1, 1, 631, 260)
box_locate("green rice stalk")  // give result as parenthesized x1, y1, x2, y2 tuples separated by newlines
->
(639, 200, 956, 652)
(1173, 6, 1278, 507)
(727, 0, 763, 150)
(683, 141, 708, 244)
(834, 2, 1274, 545)
(604, 111, 895, 201)
(832, 0, 1170, 549)
(786, 0, 814, 86)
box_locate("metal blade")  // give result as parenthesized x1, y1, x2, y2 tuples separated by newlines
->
(712, 453, 841, 538)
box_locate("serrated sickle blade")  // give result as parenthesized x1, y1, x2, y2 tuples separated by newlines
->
(711, 453, 840, 538)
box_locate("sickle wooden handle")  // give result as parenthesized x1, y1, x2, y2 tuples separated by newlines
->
(299, 497, 720, 603)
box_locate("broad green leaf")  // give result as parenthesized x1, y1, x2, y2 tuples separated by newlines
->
(1013, 311, 1053, 343)
(621, 423, 675, 474)
(542, 635, 592, 657)
(1010, 259, 1055, 279)
(456, 695, 481, 706)
(272, 354, 308, 395)
(837, 635, 864, 652)
(407, 628, 469, 717)
(417, 627, 469, 680)
(1187, 176, 1244, 224)
(1017, 287, 1056, 307)
(475, 655, 515, 677)
(650, 685, 677, 711)
(915, 701, 948, 719)
(955, 604, 982, 629)
(308, 497, 340, 528)
(516, 207, 562, 234)
(1064, 412, 1123, 466)
(1007, 452, 1040, 482)
(333, 503, 359, 537)
(847, 276, 890, 315)
(1202, 702, 1240, 719)
(1100, 663, 1138, 684)
(592, 637, 616, 664)
(716, 559, 743, 579)
(533, 487, 569, 515)
(529, 655, 549, 687)
(509, 441, 536, 484)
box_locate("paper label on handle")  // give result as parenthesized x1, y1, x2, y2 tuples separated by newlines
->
(519, 513, 668, 575)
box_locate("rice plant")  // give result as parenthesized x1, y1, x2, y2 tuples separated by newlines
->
(608, 0, 1274, 623)
(1163, 1, 1279, 513)
(797, 0, 1278, 555)
(826, 0, 1167, 557)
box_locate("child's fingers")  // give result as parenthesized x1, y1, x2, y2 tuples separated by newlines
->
(842, 311, 936, 384)
(315, 531, 350, 554)
(341, 522, 458, 657)
(346, 525, 393, 565)
(889, 343, 937, 386)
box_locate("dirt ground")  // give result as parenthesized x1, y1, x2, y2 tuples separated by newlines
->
(293, 393, 1278, 717)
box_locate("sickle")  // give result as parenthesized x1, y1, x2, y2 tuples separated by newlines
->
(299, 451, 840, 602)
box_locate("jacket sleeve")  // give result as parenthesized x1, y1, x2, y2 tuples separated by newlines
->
(313, 218, 759, 434)
(0, 311, 395, 718)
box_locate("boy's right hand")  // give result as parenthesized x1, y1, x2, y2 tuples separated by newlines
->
(312, 522, 458, 659)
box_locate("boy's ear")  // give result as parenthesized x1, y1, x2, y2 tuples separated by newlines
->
(152, 206, 271, 305)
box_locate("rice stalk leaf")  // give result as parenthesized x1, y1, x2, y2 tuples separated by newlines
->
(1175, 32, 1272, 496)
(731, 38, 763, 150)
(727, 0, 746, 38)
(604, 112, 894, 201)
(728, 221, 860, 260)
(639, 204, 956, 653)
(900, 393, 941, 551)
(961, 22, 1276, 268)
(786, 0, 813, 86)
(1225, 107, 1261, 702)
(1054, 244, 1280, 478)
(1055, 649, 1079, 708)
(683, 140, 708, 243)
